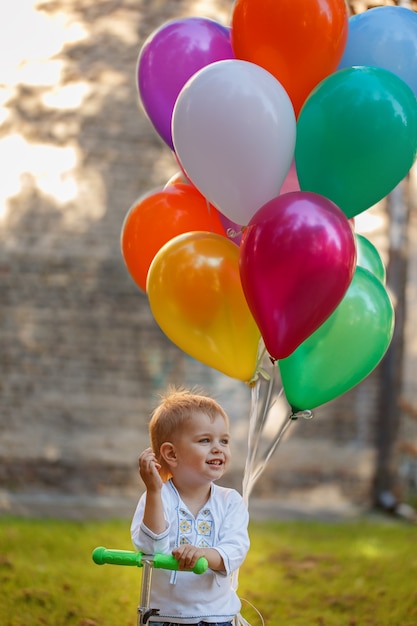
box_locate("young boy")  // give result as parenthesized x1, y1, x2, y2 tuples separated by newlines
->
(131, 387, 250, 626)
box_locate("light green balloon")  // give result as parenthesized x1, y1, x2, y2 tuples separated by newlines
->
(279, 267, 394, 412)
(356, 234, 386, 284)
(295, 66, 417, 219)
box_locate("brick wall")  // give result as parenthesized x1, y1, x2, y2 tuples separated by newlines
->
(1, 0, 417, 509)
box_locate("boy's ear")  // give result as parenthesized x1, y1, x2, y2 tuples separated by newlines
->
(160, 442, 177, 467)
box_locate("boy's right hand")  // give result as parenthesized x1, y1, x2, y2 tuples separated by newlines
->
(138, 447, 163, 491)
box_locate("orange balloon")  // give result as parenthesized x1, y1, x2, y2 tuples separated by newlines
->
(232, 0, 348, 116)
(121, 184, 226, 292)
(147, 232, 260, 382)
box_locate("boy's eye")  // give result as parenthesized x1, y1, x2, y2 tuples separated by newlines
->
(199, 438, 210, 443)
(221, 439, 230, 445)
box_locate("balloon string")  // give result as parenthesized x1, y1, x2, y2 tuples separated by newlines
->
(246, 359, 271, 457)
(243, 353, 284, 506)
(242, 381, 262, 506)
(243, 384, 282, 504)
(238, 598, 265, 626)
(242, 346, 270, 504)
(242, 345, 314, 505)
(243, 410, 294, 504)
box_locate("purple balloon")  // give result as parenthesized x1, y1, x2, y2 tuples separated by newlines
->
(138, 18, 234, 149)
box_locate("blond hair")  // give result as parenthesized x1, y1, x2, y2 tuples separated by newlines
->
(149, 386, 229, 481)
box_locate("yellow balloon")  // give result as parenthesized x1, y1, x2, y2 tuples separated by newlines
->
(147, 231, 260, 382)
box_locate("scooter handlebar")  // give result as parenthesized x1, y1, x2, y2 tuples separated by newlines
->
(92, 547, 208, 575)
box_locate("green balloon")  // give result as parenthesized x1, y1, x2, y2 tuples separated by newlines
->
(295, 66, 417, 219)
(356, 234, 386, 284)
(279, 267, 394, 412)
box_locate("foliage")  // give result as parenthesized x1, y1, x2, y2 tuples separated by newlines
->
(0, 516, 416, 626)
(241, 520, 417, 626)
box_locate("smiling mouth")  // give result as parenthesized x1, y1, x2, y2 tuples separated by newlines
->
(207, 459, 223, 466)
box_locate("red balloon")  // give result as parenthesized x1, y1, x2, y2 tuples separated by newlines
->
(232, 0, 348, 116)
(239, 192, 356, 359)
(121, 184, 226, 292)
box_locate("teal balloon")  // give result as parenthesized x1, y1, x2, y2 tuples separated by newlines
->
(295, 66, 417, 219)
(356, 234, 386, 284)
(279, 267, 394, 412)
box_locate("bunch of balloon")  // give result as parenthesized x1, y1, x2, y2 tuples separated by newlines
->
(120, 2, 417, 502)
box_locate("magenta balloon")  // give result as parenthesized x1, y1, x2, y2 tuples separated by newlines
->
(239, 191, 356, 360)
(138, 18, 234, 149)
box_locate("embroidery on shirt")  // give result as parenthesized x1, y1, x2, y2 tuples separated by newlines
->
(179, 536, 191, 545)
(197, 519, 212, 536)
(179, 519, 192, 534)
(176, 493, 215, 551)
(197, 538, 210, 548)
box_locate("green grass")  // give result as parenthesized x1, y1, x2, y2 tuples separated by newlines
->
(0, 516, 416, 625)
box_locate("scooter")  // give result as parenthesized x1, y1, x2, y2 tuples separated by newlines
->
(92, 546, 208, 625)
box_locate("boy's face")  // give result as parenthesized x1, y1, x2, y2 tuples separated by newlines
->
(171, 410, 231, 485)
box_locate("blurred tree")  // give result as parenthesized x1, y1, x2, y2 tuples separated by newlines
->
(373, 179, 410, 511)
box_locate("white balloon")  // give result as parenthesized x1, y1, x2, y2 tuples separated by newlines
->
(172, 59, 296, 225)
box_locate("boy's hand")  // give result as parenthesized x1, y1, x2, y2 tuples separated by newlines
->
(138, 447, 163, 491)
(172, 544, 206, 570)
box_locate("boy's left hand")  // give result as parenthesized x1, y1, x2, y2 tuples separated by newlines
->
(172, 544, 205, 570)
